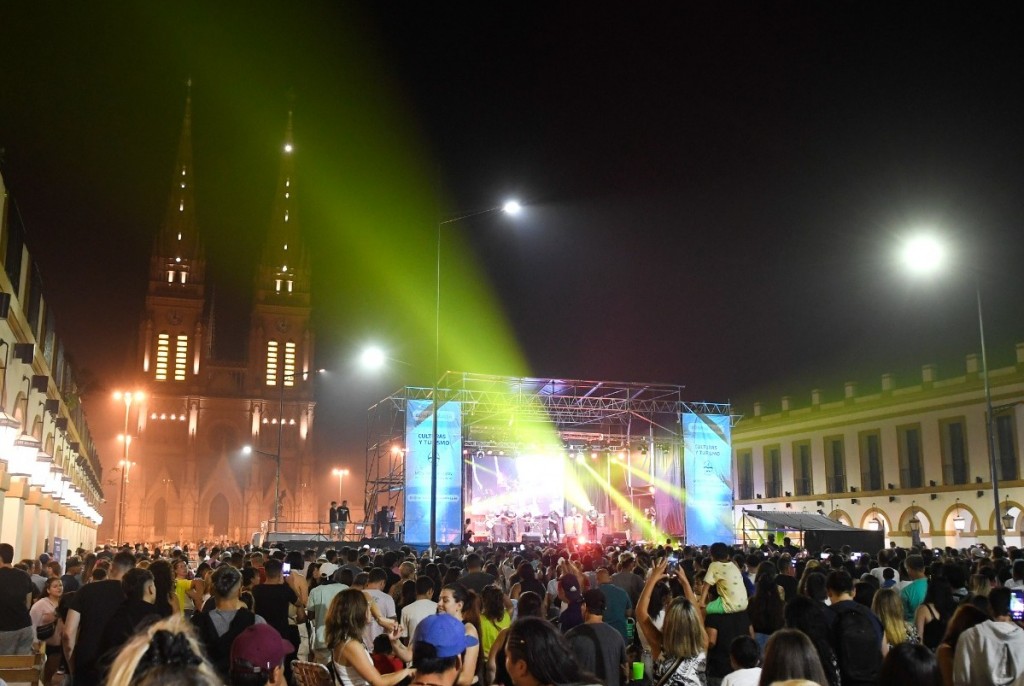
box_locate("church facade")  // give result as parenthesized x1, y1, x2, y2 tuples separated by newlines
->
(117, 92, 317, 544)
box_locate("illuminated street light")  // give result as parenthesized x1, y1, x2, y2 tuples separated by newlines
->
(899, 233, 1004, 546)
(360, 346, 387, 371)
(113, 390, 143, 542)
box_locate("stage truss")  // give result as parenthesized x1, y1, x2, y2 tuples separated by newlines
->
(362, 371, 737, 535)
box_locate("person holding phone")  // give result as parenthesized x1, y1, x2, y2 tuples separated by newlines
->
(251, 559, 300, 682)
(953, 587, 1024, 685)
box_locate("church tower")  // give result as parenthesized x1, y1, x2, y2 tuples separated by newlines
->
(247, 109, 317, 529)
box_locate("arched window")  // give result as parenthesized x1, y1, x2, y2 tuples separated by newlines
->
(154, 498, 167, 537)
(209, 494, 229, 536)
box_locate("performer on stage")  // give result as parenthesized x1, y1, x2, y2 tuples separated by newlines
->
(572, 507, 584, 538)
(645, 505, 657, 533)
(622, 512, 632, 542)
(586, 507, 599, 540)
(462, 518, 474, 546)
(485, 513, 498, 541)
(328, 501, 339, 538)
(501, 506, 517, 542)
(546, 508, 561, 542)
(337, 500, 350, 539)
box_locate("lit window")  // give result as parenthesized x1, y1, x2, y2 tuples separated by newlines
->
(180, 271, 187, 284)
(175, 335, 188, 381)
(167, 271, 174, 283)
(287, 280, 293, 293)
(266, 341, 279, 386)
(274, 279, 282, 294)
(284, 342, 296, 386)
(179, 202, 184, 212)
(155, 333, 170, 381)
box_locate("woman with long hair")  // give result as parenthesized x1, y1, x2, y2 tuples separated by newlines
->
(439, 583, 482, 686)
(504, 617, 598, 686)
(148, 559, 179, 618)
(872, 588, 918, 656)
(30, 576, 63, 684)
(488, 591, 543, 686)
(509, 563, 546, 600)
(783, 595, 841, 686)
(914, 576, 957, 651)
(637, 559, 707, 686)
(758, 628, 829, 686)
(479, 585, 511, 656)
(747, 566, 784, 652)
(935, 604, 988, 686)
(325, 588, 413, 686)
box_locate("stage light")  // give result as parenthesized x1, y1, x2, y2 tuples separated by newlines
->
(591, 452, 598, 460)
(900, 234, 944, 275)
(502, 199, 522, 215)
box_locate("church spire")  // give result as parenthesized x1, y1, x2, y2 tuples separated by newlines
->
(257, 108, 309, 301)
(151, 79, 203, 288)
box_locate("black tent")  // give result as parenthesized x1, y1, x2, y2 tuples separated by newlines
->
(743, 510, 885, 555)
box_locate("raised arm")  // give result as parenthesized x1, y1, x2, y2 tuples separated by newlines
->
(637, 559, 668, 660)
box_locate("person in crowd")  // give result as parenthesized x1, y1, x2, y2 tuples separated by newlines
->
(505, 617, 599, 686)
(0, 542, 36, 655)
(758, 629, 829, 686)
(64, 549, 136, 684)
(721, 635, 760, 686)
(412, 613, 481, 686)
(594, 566, 632, 642)
(783, 596, 841, 686)
(915, 576, 956, 652)
(775, 554, 797, 601)
(437, 583, 482, 686)
(98, 567, 162, 674)
(372, 633, 405, 674)
(229, 622, 293, 686)
(823, 570, 883, 685)
(61, 556, 83, 592)
(558, 574, 586, 633)
(479, 585, 511, 656)
(30, 576, 64, 683)
(401, 576, 439, 644)
(488, 591, 543, 686)
(853, 580, 878, 607)
(105, 614, 221, 686)
(149, 559, 179, 617)
(364, 567, 398, 648)
(510, 562, 546, 600)
(308, 563, 348, 662)
(192, 564, 263, 679)
(173, 558, 194, 614)
(879, 642, 941, 686)
(935, 604, 988, 686)
(952, 587, 1024, 686)
(747, 566, 784, 653)
(566, 588, 627, 686)
(325, 588, 414, 686)
(611, 552, 645, 608)
(251, 558, 300, 682)
(701, 542, 748, 614)
(460, 554, 497, 594)
(706, 581, 754, 686)
(900, 555, 928, 622)
(873, 587, 919, 656)
(637, 559, 707, 686)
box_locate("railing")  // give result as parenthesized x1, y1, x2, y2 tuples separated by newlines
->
(793, 477, 811, 496)
(860, 471, 882, 492)
(765, 480, 782, 499)
(942, 463, 969, 485)
(826, 475, 846, 494)
(900, 466, 924, 489)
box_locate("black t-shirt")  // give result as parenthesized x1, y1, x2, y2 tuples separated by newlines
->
(460, 571, 496, 594)
(251, 583, 297, 636)
(0, 567, 34, 630)
(705, 611, 752, 678)
(70, 579, 126, 681)
(777, 575, 798, 602)
(566, 622, 627, 686)
(329, 506, 338, 523)
(338, 505, 350, 523)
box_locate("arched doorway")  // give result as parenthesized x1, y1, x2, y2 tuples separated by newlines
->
(153, 498, 167, 537)
(209, 494, 229, 536)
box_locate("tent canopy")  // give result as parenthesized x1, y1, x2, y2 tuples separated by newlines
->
(744, 510, 854, 531)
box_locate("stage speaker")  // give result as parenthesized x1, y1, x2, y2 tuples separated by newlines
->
(602, 532, 629, 547)
(521, 534, 542, 545)
(359, 537, 403, 552)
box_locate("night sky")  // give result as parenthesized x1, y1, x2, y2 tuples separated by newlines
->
(2, 3, 1024, 506)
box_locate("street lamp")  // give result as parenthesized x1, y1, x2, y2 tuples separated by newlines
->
(113, 390, 143, 542)
(429, 200, 522, 554)
(953, 498, 966, 532)
(899, 234, 1005, 546)
(332, 467, 349, 501)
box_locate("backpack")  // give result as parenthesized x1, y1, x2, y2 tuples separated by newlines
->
(192, 608, 257, 677)
(831, 604, 882, 686)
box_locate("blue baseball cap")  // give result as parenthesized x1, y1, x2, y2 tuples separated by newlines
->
(413, 613, 478, 658)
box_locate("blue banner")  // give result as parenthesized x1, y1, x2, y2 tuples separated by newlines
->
(683, 412, 734, 544)
(405, 399, 463, 546)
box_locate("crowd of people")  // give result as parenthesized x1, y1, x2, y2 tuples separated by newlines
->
(0, 534, 1022, 686)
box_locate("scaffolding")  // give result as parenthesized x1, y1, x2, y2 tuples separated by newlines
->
(363, 371, 736, 534)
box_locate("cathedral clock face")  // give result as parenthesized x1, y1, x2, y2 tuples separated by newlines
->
(275, 318, 289, 333)
(167, 311, 183, 325)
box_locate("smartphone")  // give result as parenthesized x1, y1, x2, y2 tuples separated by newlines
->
(1011, 589, 1024, 621)
(820, 553, 830, 560)
(282, 562, 291, 577)
(666, 555, 679, 573)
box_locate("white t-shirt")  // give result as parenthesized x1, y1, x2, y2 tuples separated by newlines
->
(364, 589, 397, 648)
(870, 566, 900, 585)
(308, 582, 348, 650)
(401, 598, 439, 640)
(722, 667, 762, 686)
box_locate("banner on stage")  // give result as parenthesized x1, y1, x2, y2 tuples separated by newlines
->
(405, 399, 463, 546)
(682, 412, 733, 544)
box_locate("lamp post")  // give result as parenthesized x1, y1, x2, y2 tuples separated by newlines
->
(430, 199, 521, 555)
(900, 235, 1005, 546)
(332, 467, 349, 501)
(113, 390, 143, 543)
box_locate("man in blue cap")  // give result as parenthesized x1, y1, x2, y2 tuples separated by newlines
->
(410, 613, 479, 686)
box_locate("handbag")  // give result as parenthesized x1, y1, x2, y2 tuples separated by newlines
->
(37, 620, 57, 640)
